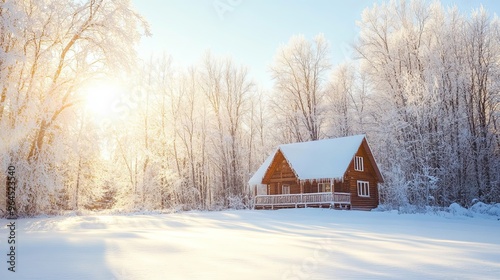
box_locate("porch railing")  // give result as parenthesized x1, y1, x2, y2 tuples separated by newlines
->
(254, 192, 351, 208)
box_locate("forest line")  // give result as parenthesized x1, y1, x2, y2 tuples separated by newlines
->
(0, 0, 498, 216)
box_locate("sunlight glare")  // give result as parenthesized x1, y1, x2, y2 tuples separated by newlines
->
(84, 82, 121, 117)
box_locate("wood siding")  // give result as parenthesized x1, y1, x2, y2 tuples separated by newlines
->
(343, 139, 380, 209)
(260, 138, 382, 210)
(263, 150, 300, 195)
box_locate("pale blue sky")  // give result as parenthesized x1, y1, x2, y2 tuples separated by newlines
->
(132, 0, 500, 88)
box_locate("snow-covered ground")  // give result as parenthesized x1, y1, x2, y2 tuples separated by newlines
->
(1, 208, 499, 279)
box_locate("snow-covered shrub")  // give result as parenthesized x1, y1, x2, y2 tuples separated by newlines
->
(448, 203, 473, 217)
(469, 202, 500, 217)
(227, 195, 248, 210)
(447, 201, 500, 218)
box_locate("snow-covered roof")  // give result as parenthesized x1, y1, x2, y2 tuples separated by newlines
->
(248, 150, 276, 186)
(248, 134, 366, 185)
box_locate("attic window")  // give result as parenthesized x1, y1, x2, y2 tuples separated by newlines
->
(354, 156, 364, 171)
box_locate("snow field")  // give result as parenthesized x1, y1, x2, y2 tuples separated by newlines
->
(1, 208, 499, 279)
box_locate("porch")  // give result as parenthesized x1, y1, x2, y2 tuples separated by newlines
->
(254, 192, 351, 210)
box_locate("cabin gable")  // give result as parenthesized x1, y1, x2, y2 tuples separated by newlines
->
(343, 138, 381, 209)
(262, 150, 300, 195)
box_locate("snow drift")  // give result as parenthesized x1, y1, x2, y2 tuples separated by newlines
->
(1, 209, 499, 279)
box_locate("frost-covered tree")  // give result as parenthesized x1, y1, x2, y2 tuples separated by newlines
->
(355, 0, 499, 208)
(0, 0, 149, 215)
(119, 52, 259, 211)
(270, 34, 331, 142)
(199, 52, 254, 207)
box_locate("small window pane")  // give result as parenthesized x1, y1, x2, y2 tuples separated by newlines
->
(318, 183, 331, 192)
(357, 181, 370, 197)
(355, 156, 364, 171)
(282, 185, 290, 194)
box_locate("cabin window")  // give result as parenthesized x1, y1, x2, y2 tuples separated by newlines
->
(282, 185, 290, 194)
(357, 181, 370, 197)
(318, 183, 331, 192)
(354, 156, 364, 171)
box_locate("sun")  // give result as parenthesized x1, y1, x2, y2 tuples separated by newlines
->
(83, 81, 122, 117)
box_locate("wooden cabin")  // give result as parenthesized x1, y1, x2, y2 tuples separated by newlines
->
(249, 135, 383, 210)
